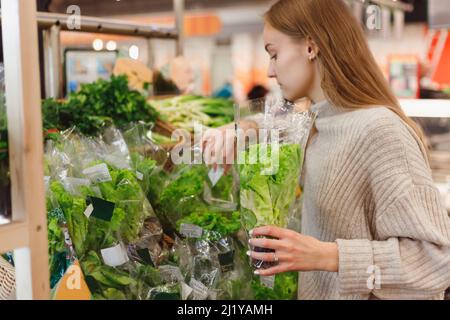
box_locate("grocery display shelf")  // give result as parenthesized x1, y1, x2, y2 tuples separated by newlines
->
(0, 0, 185, 300)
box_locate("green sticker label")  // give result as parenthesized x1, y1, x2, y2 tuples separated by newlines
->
(136, 248, 154, 266)
(84, 275, 100, 293)
(86, 197, 115, 222)
(218, 250, 235, 273)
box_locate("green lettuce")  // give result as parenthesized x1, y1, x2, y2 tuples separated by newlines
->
(238, 143, 302, 229)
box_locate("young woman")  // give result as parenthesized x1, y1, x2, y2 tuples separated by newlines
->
(203, 0, 450, 299)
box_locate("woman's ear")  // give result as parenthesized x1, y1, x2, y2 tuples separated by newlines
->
(306, 36, 319, 60)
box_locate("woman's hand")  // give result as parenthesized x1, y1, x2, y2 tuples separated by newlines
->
(248, 225, 339, 276)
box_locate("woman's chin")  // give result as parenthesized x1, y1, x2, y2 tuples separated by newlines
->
(282, 92, 300, 103)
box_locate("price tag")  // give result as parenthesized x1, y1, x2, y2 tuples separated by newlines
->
(101, 243, 129, 267)
(159, 265, 184, 283)
(180, 223, 203, 238)
(260, 275, 275, 289)
(83, 204, 94, 218)
(189, 278, 209, 300)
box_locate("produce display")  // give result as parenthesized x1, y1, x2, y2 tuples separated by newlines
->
(0, 70, 10, 221)
(37, 75, 314, 300)
(44, 128, 184, 300)
(42, 75, 159, 136)
(149, 95, 234, 132)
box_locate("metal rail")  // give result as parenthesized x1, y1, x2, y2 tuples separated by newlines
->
(352, 0, 414, 12)
(0, 11, 179, 39)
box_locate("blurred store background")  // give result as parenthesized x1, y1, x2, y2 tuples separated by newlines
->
(1, 0, 450, 218)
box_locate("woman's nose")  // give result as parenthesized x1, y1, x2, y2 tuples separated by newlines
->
(267, 64, 276, 79)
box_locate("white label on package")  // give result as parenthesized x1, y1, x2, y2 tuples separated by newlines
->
(181, 282, 193, 300)
(189, 278, 209, 300)
(136, 171, 144, 181)
(158, 265, 184, 283)
(208, 167, 224, 187)
(101, 243, 129, 267)
(82, 163, 112, 183)
(180, 223, 203, 238)
(83, 204, 94, 218)
(260, 275, 275, 289)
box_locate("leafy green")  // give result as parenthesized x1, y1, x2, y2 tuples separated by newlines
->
(81, 251, 136, 298)
(83, 161, 151, 245)
(238, 143, 302, 229)
(158, 165, 208, 224)
(50, 181, 90, 257)
(42, 75, 159, 136)
(102, 288, 127, 300)
(177, 211, 241, 241)
(251, 272, 298, 300)
(149, 95, 234, 132)
(47, 207, 70, 288)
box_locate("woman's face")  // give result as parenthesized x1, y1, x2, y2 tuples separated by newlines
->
(263, 23, 316, 102)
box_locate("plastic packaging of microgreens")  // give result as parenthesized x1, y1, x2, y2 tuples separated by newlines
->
(121, 122, 169, 196)
(236, 94, 315, 294)
(173, 216, 242, 300)
(44, 127, 166, 300)
(45, 176, 78, 290)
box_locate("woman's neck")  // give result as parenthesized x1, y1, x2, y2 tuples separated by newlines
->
(309, 64, 326, 104)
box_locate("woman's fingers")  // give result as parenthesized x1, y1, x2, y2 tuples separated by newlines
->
(247, 250, 283, 262)
(250, 225, 295, 239)
(254, 264, 288, 277)
(249, 237, 284, 250)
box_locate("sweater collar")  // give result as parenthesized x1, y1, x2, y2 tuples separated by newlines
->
(310, 99, 345, 118)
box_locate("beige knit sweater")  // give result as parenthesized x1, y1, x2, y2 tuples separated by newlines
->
(298, 100, 450, 300)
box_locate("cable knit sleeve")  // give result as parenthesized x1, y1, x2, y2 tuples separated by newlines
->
(0, 256, 15, 300)
(336, 112, 450, 299)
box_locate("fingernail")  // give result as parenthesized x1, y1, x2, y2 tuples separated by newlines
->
(246, 251, 251, 256)
(254, 270, 260, 275)
(249, 229, 254, 237)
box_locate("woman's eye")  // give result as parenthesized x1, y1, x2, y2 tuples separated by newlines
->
(270, 55, 277, 61)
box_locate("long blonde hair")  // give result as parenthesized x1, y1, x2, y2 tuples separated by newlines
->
(265, 0, 429, 160)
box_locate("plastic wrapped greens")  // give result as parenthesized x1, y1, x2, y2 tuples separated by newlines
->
(44, 127, 167, 300)
(236, 95, 315, 299)
(170, 208, 257, 300)
(145, 161, 239, 238)
(46, 178, 78, 290)
(121, 122, 169, 197)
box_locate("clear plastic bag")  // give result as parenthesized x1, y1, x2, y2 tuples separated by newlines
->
(44, 126, 167, 300)
(236, 95, 315, 296)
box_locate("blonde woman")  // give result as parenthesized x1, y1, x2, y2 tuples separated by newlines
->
(204, 0, 450, 299)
